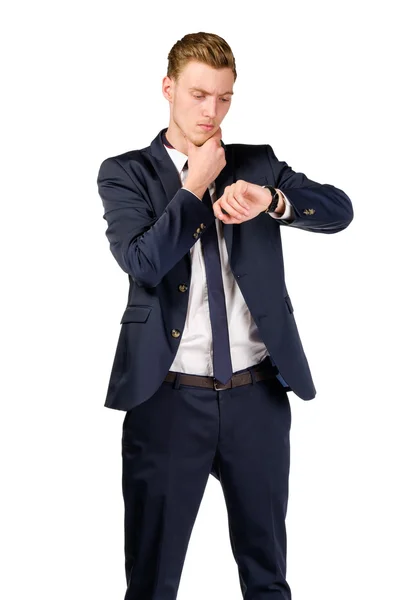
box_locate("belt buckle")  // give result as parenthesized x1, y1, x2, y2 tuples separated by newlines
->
(213, 378, 230, 391)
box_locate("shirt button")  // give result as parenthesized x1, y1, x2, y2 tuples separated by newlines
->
(193, 232, 199, 239)
(178, 284, 188, 293)
(171, 329, 181, 338)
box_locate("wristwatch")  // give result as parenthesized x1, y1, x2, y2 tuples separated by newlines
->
(263, 185, 280, 213)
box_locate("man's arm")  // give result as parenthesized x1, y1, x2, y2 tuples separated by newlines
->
(266, 144, 354, 233)
(97, 157, 215, 288)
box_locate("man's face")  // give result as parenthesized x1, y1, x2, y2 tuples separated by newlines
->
(163, 60, 234, 146)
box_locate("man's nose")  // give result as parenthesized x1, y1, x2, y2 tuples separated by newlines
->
(203, 97, 217, 119)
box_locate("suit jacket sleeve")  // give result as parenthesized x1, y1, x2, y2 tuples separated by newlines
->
(266, 144, 354, 233)
(97, 157, 215, 287)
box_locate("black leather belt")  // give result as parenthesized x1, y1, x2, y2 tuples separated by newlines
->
(164, 359, 279, 391)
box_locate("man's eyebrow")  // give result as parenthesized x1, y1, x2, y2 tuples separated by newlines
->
(189, 87, 234, 96)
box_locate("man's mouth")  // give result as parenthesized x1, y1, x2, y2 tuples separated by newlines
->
(198, 124, 214, 131)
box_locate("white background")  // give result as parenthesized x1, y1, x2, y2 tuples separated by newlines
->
(1, 1, 399, 598)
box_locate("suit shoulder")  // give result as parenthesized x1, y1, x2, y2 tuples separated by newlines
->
(97, 144, 153, 186)
(100, 143, 151, 167)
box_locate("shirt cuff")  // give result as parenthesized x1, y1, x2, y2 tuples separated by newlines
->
(182, 187, 201, 201)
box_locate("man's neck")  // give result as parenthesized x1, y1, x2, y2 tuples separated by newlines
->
(165, 125, 189, 156)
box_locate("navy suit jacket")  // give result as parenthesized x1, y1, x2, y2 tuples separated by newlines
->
(97, 127, 353, 411)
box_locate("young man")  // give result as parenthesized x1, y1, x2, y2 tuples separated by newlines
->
(97, 32, 353, 600)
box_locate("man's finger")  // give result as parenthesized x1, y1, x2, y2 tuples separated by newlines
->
(227, 188, 250, 215)
(232, 193, 251, 212)
(220, 197, 245, 220)
(212, 127, 223, 144)
(213, 200, 225, 219)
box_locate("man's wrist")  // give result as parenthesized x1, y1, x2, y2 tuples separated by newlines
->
(184, 178, 208, 200)
(271, 190, 285, 214)
(262, 186, 285, 214)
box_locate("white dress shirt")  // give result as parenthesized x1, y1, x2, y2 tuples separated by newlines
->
(165, 144, 293, 376)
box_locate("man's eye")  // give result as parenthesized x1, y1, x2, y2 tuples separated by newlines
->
(194, 95, 204, 99)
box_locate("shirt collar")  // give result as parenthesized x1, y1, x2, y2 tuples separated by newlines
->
(163, 145, 188, 175)
(162, 129, 188, 174)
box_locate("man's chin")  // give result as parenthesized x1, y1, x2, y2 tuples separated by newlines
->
(186, 135, 204, 147)
(191, 129, 214, 146)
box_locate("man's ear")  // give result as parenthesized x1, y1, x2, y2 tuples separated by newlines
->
(162, 75, 174, 102)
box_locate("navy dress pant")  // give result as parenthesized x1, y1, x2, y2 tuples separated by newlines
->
(121, 360, 292, 600)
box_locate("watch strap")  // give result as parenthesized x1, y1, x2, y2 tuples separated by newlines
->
(263, 185, 280, 213)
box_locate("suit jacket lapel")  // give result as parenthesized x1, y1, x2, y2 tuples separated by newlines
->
(147, 129, 183, 208)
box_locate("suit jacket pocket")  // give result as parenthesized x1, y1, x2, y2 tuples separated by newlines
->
(120, 306, 152, 324)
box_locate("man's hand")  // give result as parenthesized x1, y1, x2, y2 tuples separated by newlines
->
(184, 128, 226, 199)
(213, 180, 284, 224)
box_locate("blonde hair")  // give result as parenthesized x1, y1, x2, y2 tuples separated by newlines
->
(167, 32, 237, 82)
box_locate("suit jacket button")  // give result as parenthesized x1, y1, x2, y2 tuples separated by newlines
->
(193, 232, 199, 239)
(196, 227, 201, 233)
(200, 223, 206, 230)
(171, 329, 181, 338)
(178, 284, 188, 292)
